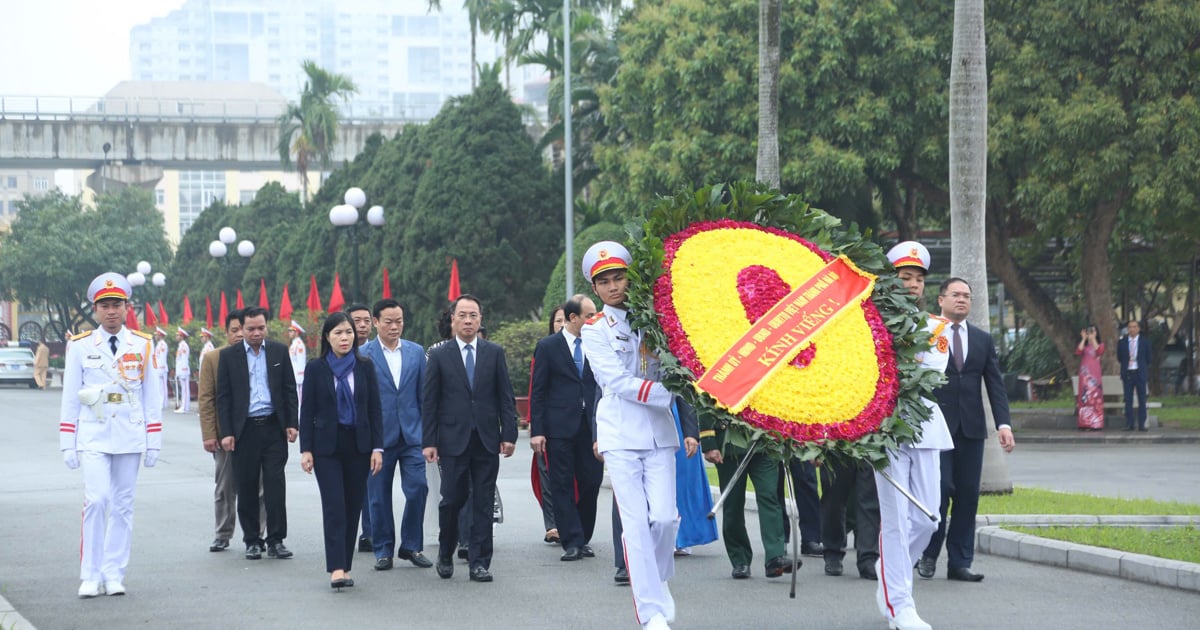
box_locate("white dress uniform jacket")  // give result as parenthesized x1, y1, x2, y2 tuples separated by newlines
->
(289, 336, 306, 385)
(175, 340, 191, 378)
(581, 306, 677, 453)
(60, 328, 164, 454)
(912, 315, 954, 451)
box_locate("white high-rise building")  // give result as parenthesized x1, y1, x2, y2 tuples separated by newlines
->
(129, 0, 539, 120)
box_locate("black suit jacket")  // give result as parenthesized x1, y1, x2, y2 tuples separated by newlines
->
(935, 321, 1010, 440)
(529, 332, 597, 440)
(216, 340, 299, 440)
(1116, 335, 1152, 383)
(422, 337, 518, 457)
(298, 354, 384, 456)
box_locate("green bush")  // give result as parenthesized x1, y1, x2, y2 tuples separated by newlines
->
(488, 319, 547, 395)
(1001, 324, 1064, 381)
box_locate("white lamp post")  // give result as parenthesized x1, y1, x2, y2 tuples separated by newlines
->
(329, 188, 384, 304)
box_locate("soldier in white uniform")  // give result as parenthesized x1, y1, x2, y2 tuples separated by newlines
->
(153, 327, 169, 409)
(60, 272, 163, 598)
(174, 327, 191, 413)
(580, 241, 680, 630)
(287, 321, 306, 408)
(197, 327, 215, 381)
(874, 242, 954, 630)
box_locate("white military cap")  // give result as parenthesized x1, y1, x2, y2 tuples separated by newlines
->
(290, 320, 305, 334)
(87, 272, 132, 303)
(886, 241, 931, 273)
(155, 327, 167, 336)
(177, 327, 189, 337)
(200, 327, 213, 337)
(582, 241, 632, 282)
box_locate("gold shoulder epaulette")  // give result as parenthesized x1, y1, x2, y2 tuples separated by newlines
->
(929, 314, 951, 323)
(585, 312, 606, 325)
(131, 329, 153, 340)
(71, 330, 94, 341)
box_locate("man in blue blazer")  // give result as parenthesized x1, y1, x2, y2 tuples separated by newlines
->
(1117, 319, 1152, 431)
(362, 299, 432, 571)
(530, 294, 601, 562)
(919, 278, 1015, 583)
(423, 295, 518, 583)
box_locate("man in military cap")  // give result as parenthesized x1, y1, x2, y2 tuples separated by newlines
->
(60, 272, 163, 598)
(175, 327, 192, 413)
(153, 327, 169, 409)
(287, 320, 306, 405)
(197, 327, 215, 382)
(580, 241, 680, 630)
(872, 241, 954, 630)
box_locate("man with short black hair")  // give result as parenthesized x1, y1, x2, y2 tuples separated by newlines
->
(217, 306, 299, 560)
(1118, 319, 1152, 431)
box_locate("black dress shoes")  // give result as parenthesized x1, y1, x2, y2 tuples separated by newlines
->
(469, 566, 493, 582)
(947, 567, 985, 582)
(580, 545, 595, 558)
(800, 541, 825, 557)
(209, 538, 229, 552)
(859, 563, 878, 580)
(561, 547, 583, 561)
(267, 542, 293, 559)
(358, 537, 373, 552)
(764, 555, 796, 578)
(245, 543, 263, 560)
(614, 568, 630, 584)
(374, 557, 393, 571)
(398, 549, 433, 568)
(824, 557, 843, 576)
(916, 555, 936, 579)
(731, 564, 751, 579)
(436, 556, 454, 579)
(457, 545, 470, 560)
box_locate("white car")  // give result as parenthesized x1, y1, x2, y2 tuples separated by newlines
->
(0, 346, 37, 388)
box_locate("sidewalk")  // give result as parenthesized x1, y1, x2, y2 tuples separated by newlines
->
(1016, 425, 1200, 444)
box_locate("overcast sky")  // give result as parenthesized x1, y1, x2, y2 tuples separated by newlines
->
(0, 1, 185, 97)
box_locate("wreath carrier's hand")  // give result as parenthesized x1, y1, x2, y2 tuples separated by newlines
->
(703, 449, 723, 465)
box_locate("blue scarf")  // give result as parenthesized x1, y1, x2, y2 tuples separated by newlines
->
(326, 351, 357, 427)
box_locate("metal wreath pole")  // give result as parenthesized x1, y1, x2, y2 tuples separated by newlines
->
(782, 456, 802, 599)
(706, 438, 761, 519)
(876, 465, 938, 521)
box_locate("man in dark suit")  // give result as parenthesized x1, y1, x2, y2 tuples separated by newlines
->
(423, 295, 518, 583)
(362, 299, 432, 570)
(530, 294, 602, 562)
(1117, 319, 1152, 431)
(217, 306, 299, 560)
(919, 278, 1015, 583)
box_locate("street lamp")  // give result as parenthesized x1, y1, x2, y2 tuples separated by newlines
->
(329, 187, 384, 305)
(208, 227, 254, 294)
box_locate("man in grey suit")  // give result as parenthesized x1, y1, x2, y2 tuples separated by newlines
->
(363, 299, 432, 571)
(423, 295, 518, 583)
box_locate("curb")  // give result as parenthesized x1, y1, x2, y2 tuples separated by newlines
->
(977, 525, 1200, 592)
(1017, 433, 1200, 444)
(0, 592, 37, 630)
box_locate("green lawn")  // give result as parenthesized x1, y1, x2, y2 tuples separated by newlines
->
(1010, 394, 1200, 428)
(978, 486, 1200, 515)
(1004, 525, 1200, 564)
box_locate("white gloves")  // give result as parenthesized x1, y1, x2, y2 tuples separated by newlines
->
(144, 449, 160, 468)
(62, 449, 80, 470)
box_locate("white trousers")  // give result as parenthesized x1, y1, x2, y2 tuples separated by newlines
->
(175, 376, 190, 411)
(606, 447, 679, 625)
(79, 451, 141, 582)
(160, 373, 170, 409)
(874, 445, 941, 619)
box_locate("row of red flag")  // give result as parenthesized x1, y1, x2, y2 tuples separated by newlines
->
(123, 260, 463, 332)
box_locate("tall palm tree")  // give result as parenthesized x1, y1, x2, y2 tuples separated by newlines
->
(949, 0, 1011, 492)
(276, 60, 358, 206)
(428, 0, 494, 89)
(756, 0, 781, 188)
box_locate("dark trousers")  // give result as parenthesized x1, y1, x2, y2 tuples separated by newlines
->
(314, 425, 370, 573)
(233, 418, 288, 546)
(438, 432, 500, 570)
(779, 459, 822, 545)
(1123, 371, 1149, 429)
(535, 452, 557, 531)
(547, 422, 604, 550)
(716, 450, 785, 567)
(924, 433, 984, 569)
(613, 499, 625, 570)
(368, 442, 428, 557)
(819, 458, 880, 570)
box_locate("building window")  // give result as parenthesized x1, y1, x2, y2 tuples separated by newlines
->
(408, 47, 440, 84)
(5, 176, 15, 188)
(178, 171, 226, 234)
(33, 177, 49, 191)
(239, 190, 256, 204)
(155, 189, 166, 205)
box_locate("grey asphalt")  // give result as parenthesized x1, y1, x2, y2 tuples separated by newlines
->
(2, 386, 1199, 629)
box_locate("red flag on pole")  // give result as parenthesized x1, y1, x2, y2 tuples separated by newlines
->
(382, 267, 392, 299)
(126, 308, 140, 331)
(236, 289, 245, 309)
(144, 303, 157, 328)
(219, 292, 229, 327)
(447, 258, 461, 301)
(205, 296, 214, 329)
(306, 275, 323, 313)
(278, 283, 293, 322)
(327, 273, 346, 313)
(182, 295, 194, 324)
(258, 278, 270, 311)
(158, 301, 169, 325)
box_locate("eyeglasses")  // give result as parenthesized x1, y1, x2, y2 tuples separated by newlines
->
(454, 312, 480, 321)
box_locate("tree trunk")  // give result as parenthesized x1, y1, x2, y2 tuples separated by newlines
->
(470, 23, 478, 90)
(755, 0, 781, 189)
(950, 0, 1011, 494)
(1080, 194, 1126, 376)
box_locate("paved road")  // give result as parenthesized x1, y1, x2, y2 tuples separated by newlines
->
(2, 386, 1199, 629)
